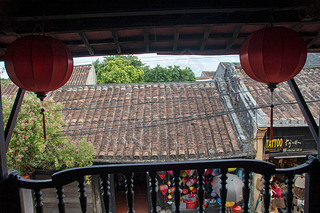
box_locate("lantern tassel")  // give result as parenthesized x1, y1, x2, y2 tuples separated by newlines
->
(268, 84, 277, 142)
(40, 108, 47, 140)
(270, 103, 274, 141)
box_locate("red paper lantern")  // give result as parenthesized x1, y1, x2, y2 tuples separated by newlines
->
(240, 27, 307, 140)
(4, 35, 73, 100)
(240, 26, 307, 85)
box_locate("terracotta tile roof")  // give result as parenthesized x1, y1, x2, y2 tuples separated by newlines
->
(1, 64, 95, 98)
(196, 77, 213, 81)
(224, 63, 320, 127)
(51, 82, 252, 163)
(201, 71, 215, 78)
(1, 80, 20, 100)
(66, 64, 94, 85)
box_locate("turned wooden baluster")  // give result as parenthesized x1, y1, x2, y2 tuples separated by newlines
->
(124, 172, 135, 213)
(149, 171, 157, 213)
(219, 168, 228, 213)
(197, 168, 205, 213)
(285, 174, 294, 213)
(78, 176, 87, 213)
(242, 170, 250, 213)
(34, 188, 43, 213)
(100, 174, 111, 213)
(56, 186, 65, 213)
(173, 170, 181, 213)
(262, 174, 271, 213)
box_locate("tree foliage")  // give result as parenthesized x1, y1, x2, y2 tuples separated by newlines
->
(93, 55, 144, 84)
(144, 65, 196, 82)
(3, 94, 94, 175)
(93, 55, 197, 83)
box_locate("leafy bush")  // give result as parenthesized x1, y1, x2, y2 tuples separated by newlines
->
(93, 55, 144, 84)
(144, 65, 196, 82)
(3, 94, 94, 175)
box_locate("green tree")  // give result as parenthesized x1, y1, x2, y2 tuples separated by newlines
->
(93, 55, 144, 84)
(144, 65, 196, 82)
(3, 94, 94, 175)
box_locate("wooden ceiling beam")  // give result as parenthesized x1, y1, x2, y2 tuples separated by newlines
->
(2, 10, 306, 35)
(293, 23, 304, 32)
(79, 31, 94, 55)
(226, 25, 242, 50)
(200, 25, 212, 51)
(112, 30, 122, 54)
(307, 31, 320, 48)
(144, 28, 149, 53)
(173, 26, 180, 51)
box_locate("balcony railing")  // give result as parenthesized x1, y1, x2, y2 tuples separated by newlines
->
(1, 156, 320, 213)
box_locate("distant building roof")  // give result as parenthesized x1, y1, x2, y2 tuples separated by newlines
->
(196, 77, 213, 81)
(51, 82, 252, 163)
(200, 71, 215, 78)
(1, 64, 96, 98)
(219, 62, 320, 127)
(66, 64, 96, 85)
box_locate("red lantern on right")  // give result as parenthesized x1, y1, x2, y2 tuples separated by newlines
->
(240, 26, 307, 140)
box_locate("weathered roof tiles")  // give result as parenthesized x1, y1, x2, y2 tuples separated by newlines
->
(51, 82, 250, 163)
(1, 64, 96, 98)
(227, 63, 320, 127)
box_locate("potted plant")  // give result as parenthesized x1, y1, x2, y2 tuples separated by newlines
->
(3, 94, 94, 177)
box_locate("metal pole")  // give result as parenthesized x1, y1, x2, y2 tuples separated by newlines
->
(5, 88, 25, 151)
(288, 78, 320, 158)
(0, 87, 7, 182)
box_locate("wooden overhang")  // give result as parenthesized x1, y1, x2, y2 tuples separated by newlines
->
(0, 0, 320, 60)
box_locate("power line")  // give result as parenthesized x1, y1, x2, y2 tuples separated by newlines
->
(57, 98, 320, 136)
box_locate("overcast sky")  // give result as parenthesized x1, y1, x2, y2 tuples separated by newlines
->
(74, 54, 240, 77)
(0, 54, 240, 79)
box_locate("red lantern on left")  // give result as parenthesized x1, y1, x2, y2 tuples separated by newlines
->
(4, 35, 73, 100)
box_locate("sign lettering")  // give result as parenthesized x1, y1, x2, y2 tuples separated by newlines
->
(265, 135, 304, 154)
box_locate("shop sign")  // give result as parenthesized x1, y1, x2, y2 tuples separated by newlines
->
(265, 138, 284, 153)
(265, 136, 304, 154)
(283, 135, 304, 152)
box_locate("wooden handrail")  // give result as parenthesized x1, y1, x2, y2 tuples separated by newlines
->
(7, 156, 318, 213)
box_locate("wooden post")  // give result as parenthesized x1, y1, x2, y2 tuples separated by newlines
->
(304, 158, 320, 213)
(0, 171, 23, 213)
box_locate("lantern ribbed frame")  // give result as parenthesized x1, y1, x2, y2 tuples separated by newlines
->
(240, 26, 307, 85)
(4, 35, 73, 96)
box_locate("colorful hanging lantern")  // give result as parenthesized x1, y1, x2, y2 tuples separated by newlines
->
(228, 168, 237, 172)
(191, 187, 197, 194)
(182, 189, 189, 194)
(159, 185, 168, 195)
(232, 205, 242, 213)
(226, 201, 235, 208)
(158, 171, 166, 180)
(181, 171, 187, 178)
(204, 169, 213, 176)
(4, 35, 73, 101)
(240, 26, 307, 140)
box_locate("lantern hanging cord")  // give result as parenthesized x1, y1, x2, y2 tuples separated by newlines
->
(40, 107, 47, 140)
(268, 83, 277, 142)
